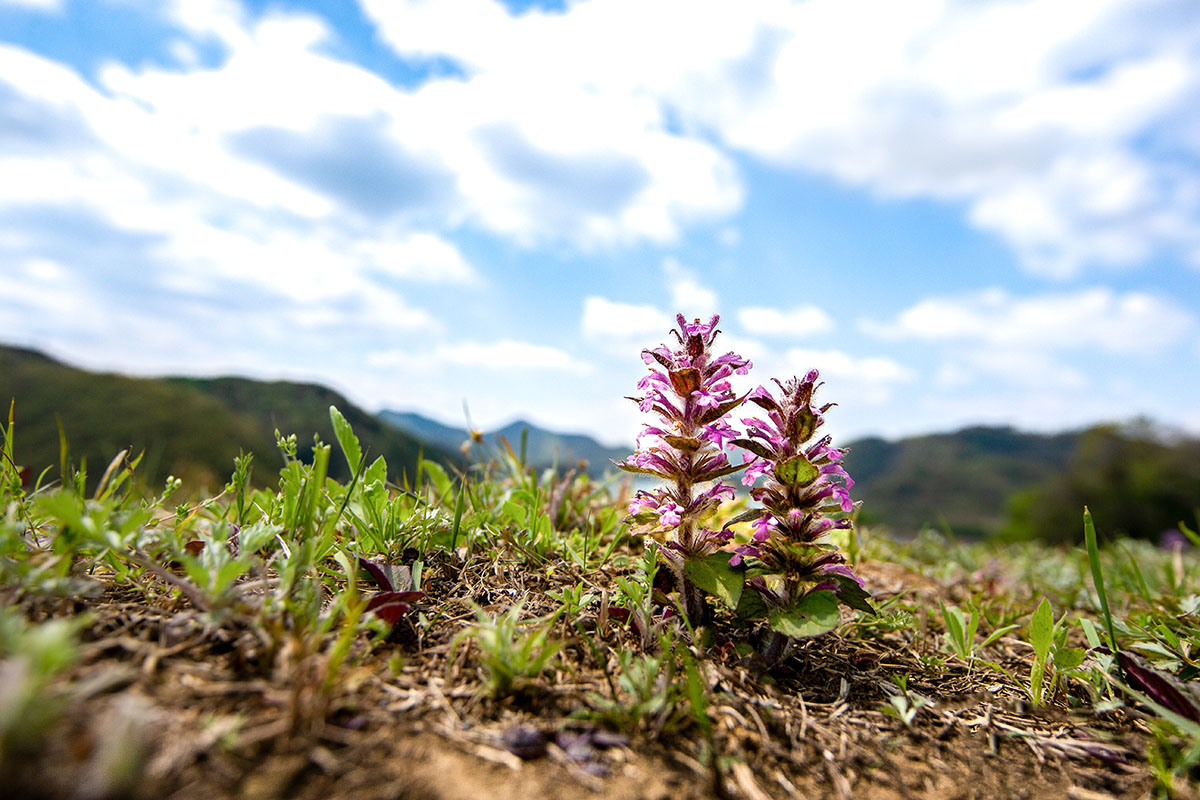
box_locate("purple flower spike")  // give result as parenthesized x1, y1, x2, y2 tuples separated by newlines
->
(616, 313, 754, 625)
(616, 314, 751, 553)
(732, 369, 872, 618)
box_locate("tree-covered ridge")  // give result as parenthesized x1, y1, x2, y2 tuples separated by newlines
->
(843, 426, 1080, 538)
(0, 345, 460, 492)
(4, 344, 1197, 540)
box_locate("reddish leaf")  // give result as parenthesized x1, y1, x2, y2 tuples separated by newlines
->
(606, 607, 632, 624)
(357, 556, 395, 592)
(645, 350, 673, 371)
(1119, 651, 1200, 724)
(365, 591, 424, 625)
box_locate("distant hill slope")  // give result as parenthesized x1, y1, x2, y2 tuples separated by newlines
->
(381, 408, 1083, 535)
(8, 343, 1186, 540)
(380, 410, 631, 474)
(842, 426, 1079, 537)
(0, 346, 458, 492)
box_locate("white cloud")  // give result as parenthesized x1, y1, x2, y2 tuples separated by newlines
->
(695, 0, 1200, 276)
(367, 339, 589, 374)
(357, 233, 478, 284)
(762, 347, 915, 406)
(862, 287, 1196, 354)
(7, 0, 1197, 281)
(1, 258, 91, 323)
(0, 0, 61, 10)
(0, 0, 745, 320)
(581, 297, 673, 341)
(663, 258, 717, 317)
(936, 349, 1087, 391)
(783, 348, 913, 385)
(0, 24, 485, 351)
(439, 340, 589, 373)
(737, 305, 835, 337)
(359, 0, 1200, 276)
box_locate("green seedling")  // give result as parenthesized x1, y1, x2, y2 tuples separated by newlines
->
(881, 674, 934, 729)
(586, 641, 682, 732)
(449, 602, 562, 697)
(1020, 598, 1087, 707)
(0, 609, 85, 767)
(548, 582, 597, 618)
(1085, 507, 1120, 655)
(939, 599, 1018, 664)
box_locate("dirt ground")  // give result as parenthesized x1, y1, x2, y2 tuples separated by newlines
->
(3, 560, 1160, 800)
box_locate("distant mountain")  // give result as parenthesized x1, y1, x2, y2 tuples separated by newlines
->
(842, 426, 1080, 537)
(0, 345, 460, 492)
(380, 410, 631, 474)
(379, 411, 478, 454)
(7, 342, 1187, 540)
(381, 410, 1140, 538)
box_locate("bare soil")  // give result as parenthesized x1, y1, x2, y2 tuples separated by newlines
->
(3, 559, 1160, 800)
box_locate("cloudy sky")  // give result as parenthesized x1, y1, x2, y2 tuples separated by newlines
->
(2, 0, 1199, 447)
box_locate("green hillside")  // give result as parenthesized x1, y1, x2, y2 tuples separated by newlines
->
(5, 344, 1194, 540)
(842, 426, 1079, 538)
(843, 423, 1200, 541)
(0, 346, 457, 492)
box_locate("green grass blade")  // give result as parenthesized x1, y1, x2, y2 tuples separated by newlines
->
(449, 478, 466, 552)
(1084, 507, 1119, 655)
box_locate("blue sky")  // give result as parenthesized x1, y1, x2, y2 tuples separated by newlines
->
(2, 0, 1199, 448)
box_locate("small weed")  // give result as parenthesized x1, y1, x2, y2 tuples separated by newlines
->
(0, 609, 85, 766)
(586, 638, 682, 732)
(939, 599, 1018, 664)
(450, 602, 562, 697)
(548, 582, 597, 619)
(881, 674, 934, 729)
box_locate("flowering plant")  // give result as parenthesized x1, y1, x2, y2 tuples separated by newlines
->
(728, 370, 872, 650)
(616, 314, 751, 625)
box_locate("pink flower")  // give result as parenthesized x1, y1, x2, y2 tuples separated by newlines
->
(741, 456, 771, 486)
(752, 513, 777, 542)
(658, 502, 684, 527)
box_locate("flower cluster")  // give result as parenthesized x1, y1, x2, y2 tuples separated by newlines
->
(731, 370, 872, 614)
(618, 314, 751, 562)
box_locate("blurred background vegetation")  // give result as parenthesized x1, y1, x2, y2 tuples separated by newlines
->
(3, 344, 1197, 544)
(0, 345, 461, 493)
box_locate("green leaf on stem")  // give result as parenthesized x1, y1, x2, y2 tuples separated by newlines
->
(734, 585, 768, 620)
(1030, 598, 1053, 663)
(696, 394, 748, 425)
(329, 406, 362, 474)
(662, 435, 703, 452)
(768, 590, 840, 638)
(830, 575, 874, 615)
(684, 552, 744, 610)
(785, 409, 817, 444)
(613, 462, 671, 480)
(722, 508, 767, 530)
(774, 455, 819, 489)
